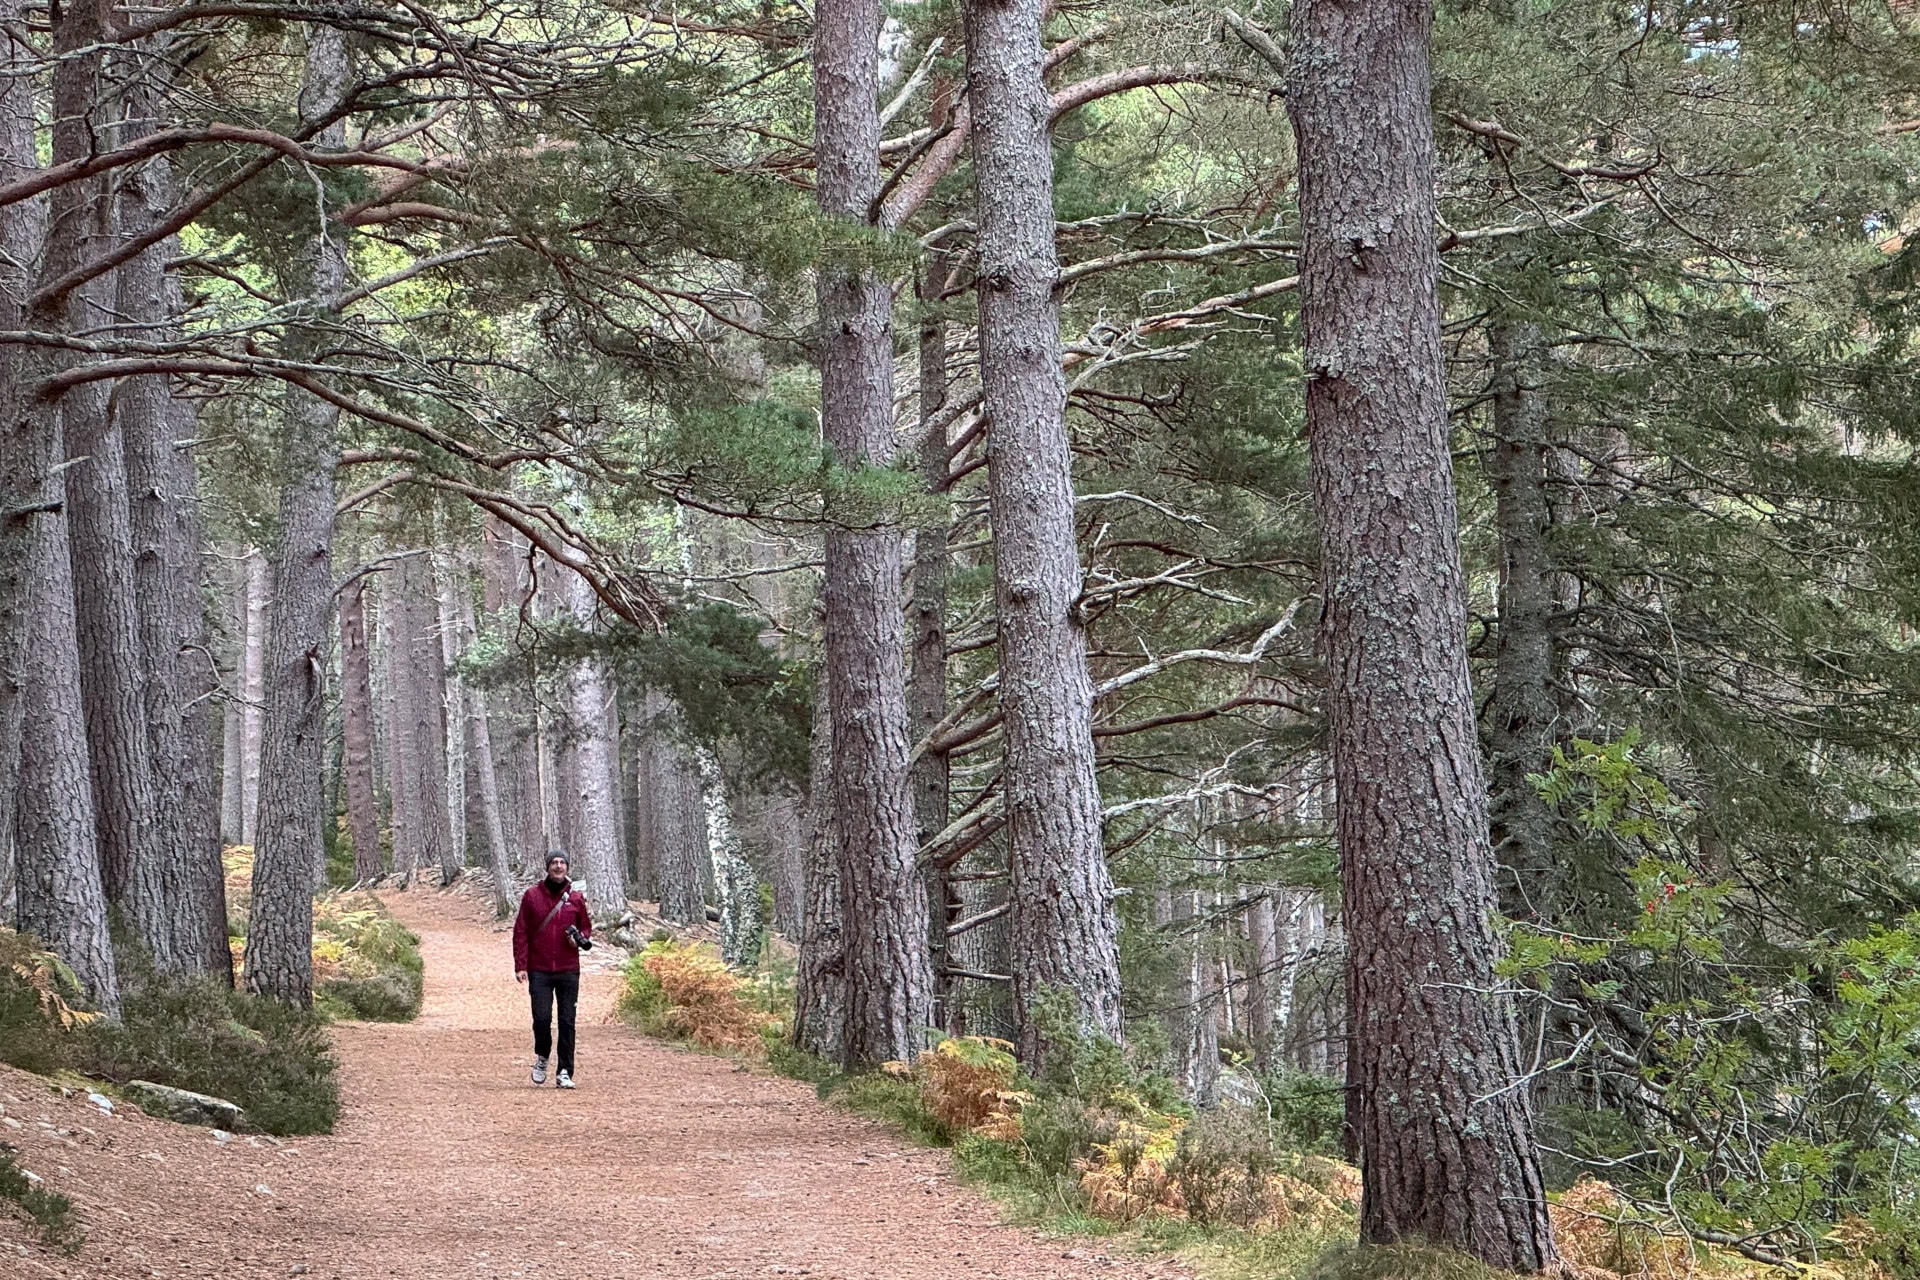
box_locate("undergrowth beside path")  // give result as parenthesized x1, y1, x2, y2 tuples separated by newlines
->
(0, 850, 426, 1138)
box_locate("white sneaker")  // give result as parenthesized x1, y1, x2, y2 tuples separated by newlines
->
(531, 1056, 548, 1085)
(556, 1069, 574, 1090)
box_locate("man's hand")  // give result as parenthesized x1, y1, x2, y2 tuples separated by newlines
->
(516, 970, 528, 984)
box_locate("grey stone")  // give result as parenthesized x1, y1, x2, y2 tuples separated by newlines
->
(124, 1080, 248, 1131)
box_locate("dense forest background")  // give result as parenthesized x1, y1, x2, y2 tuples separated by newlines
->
(8, 0, 1920, 1271)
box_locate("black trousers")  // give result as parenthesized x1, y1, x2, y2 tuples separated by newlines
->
(528, 969, 580, 1074)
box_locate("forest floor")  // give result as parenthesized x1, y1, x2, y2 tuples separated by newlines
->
(1, 885, 1191, 1280)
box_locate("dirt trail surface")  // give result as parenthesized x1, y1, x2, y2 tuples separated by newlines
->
(3, 886, 1188, 1280)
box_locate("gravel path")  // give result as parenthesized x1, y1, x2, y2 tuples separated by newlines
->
(3, 885, 1187, 1280)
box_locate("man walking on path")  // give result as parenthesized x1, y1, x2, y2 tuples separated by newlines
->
(513, 851, 593, 1089)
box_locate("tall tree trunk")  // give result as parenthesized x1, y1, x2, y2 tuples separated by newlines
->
(117, 127, 228, 979)
(1161, 863, 1220, 1106)
(243, 27, 351, 1008)
(13, 508, 122, 1015)
(434, 551, 469, 878)
(815, 0, 934, 1067)
(1244, 889, 1281, 1071)
(340, 577, 384, 883)
(912, 255, 957, 1029)
(619, 690, 651, 899)
(695, 747, 761, 967)
(4, 0, 124, 1014)
(1286, 0, 1557, 1261)
(381, 579, 421, 881)
(401, 554, 451, 884)
(218, 557, 248, 846)
(444, 551, 514, 914)
(0, 0, 35, 949)
(66, 295, 175, 936)
(239, 547, 272, 844)
(967, 0, 1123, 1062)
(644, 693, 710, 924)
(792, 687, 846, 1059)
(761, 792, 806, 939)
(562, 567, 629, 920)
(1486, 321, 1565, 919)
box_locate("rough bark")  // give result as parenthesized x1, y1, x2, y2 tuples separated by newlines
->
(562, 566, 630, 920)
(1286, 0, 1557, 1260)
(815, 0, 935, 1067)
(1244, 889, 1281, 1070)
(117, 128, 228, 979)
(619, 691, 651, 899)
(643, 693, 711, 924)
(400, 554, 451, 883)
(482, 517, 546, 875)
(3, 0, 122, 1014)
(760, 792, 807, 939)
(340, 577, 384, 882)
(792, 688, 846, 1059)
(444, 552, 514, 914)
(381, 578, 420, 881)
(66, 296, 172, 923)
(243, 27, 351, 1008)
(13, 502, 122, 1015)
(968, 0, 1124, 1061)
(1486, 321, 1566, 920)
(0, 0, 33, 942)
(912, 257, 958, 1028)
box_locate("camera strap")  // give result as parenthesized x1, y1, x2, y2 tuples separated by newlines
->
(539, 889, 572, 936)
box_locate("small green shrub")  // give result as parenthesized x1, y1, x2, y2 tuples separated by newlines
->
(1169, 1105, 1278, 1228)
(0, 1143, 83, 1254)
(824, 1072, 953, 1146)
(763, 1030, 836, 1083)
(80, 981, 339, 1136)
(1303, 1242, 1504, 1280)
(1017, 1089, 1108, 1180)
(615, 947, 673, 1033)
(1265, 1068, 1347, 1158)
(311, 897, 424, 1023)
(0, 931, 85, 1077)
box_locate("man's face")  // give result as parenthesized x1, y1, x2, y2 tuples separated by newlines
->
(546, 859, 568, 881)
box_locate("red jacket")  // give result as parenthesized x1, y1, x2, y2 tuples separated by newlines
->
(513, 878, 592, 973)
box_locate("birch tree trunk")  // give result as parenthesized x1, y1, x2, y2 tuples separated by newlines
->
(218, 559, 248, 846)
(243, 27, 351, 1007)
(695, 746, 761, 967)
(967, 0, 1123, 1061)
(815, 0, 934, 1066)
(340, 577, 384, 882)
(1286, 0, 1557, 1259)
(239, 547, 272, 845)
(435, 552, 470, 876)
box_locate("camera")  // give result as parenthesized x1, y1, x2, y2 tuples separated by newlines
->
(565, 924, 593, 951)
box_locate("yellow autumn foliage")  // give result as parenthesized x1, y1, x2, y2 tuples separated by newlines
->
(1547, 1179, 1895, 1280)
